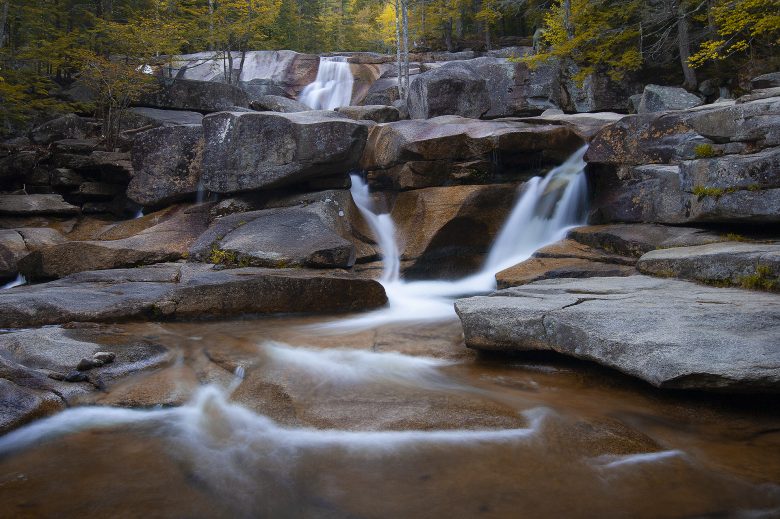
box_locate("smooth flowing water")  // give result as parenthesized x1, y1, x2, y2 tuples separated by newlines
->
(298, 57, 354, 110)
(1, 149, 778, 518)
(0, 318, 778, 518)
(328, 145, 589, 330)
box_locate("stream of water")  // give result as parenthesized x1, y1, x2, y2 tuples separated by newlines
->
(0, 148, 778, 518)
(298, 57, 354, 110)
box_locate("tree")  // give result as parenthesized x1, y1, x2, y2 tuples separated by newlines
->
(527, 0, 643, 84)
(689, 0, 780, 67)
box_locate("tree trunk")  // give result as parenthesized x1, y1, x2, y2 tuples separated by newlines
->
(443, 16, 453, 52)
(208, 0, 215, 51)
(394, 0, 403, 98)
(677, 2, 697, 90)
(562, 0, 574, 39)
(401, 0, 410, 97)
(0, 0, 8, 49)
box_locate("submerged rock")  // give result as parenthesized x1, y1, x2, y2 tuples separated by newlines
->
(455, 275, 780, 392)
(201, 110, 369, 193)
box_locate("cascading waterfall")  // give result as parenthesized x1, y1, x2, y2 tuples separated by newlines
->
(1, 274, 27, 290)
(298, 57, 354, 110)
(328, 146, 590, 330)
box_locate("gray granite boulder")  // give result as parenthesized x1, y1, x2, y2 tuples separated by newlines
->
(637, 242, 780, 287)
(407, 62, 491, 119)
(137, 78, 250, 113)
(127, 124, 204, 206)
(249, 95, 311, 113)
(455, 276, 780, 392)
(0, 263, 387, 328)
(637, 84, 703, 113)
(201, 110, 369, 193)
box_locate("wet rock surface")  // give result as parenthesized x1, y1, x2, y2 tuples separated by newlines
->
(0, 263, 387, 328)
(456, 275, 780, 392)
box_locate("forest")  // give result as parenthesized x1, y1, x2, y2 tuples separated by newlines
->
(0, 0, 777, 136)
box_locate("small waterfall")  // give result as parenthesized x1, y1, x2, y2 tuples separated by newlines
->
(195, 180, 207, 204)
(350, 174, 400, 282)
(320, 146, 589, 330)
(298, 57, 354, 110)
(483, 145, 589, 273)
(1, 274, 26, 290)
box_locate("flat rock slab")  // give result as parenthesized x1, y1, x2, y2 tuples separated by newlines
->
(455, 275, 780, 392)
(0, 195, 80, 216)
(18, 206, 208, 280)
(637, 241, 780, 287)
(568, 224, 723, 257)
(496, 257, 635, 289)
(0, 263, 387, 328)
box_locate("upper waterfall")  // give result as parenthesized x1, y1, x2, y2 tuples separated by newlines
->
(299, 56, 354, 110)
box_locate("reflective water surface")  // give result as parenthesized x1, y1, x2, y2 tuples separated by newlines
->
(1, 316, 778, 518)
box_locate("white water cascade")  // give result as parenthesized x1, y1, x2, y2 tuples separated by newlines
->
(324, 146, 590, 330)
(1, 274, 27, 290)
(298, 57, 354, 110)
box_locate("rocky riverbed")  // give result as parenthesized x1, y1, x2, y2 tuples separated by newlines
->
(0, 48, 778, 517)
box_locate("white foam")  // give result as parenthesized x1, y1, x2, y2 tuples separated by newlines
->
(298, 57, 354, 110)
(1, 274, 26, 290)
(320, 147, 589, 332)
(262, 341, 454, 388)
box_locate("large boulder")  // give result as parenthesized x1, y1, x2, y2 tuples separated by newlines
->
(391, 184, 516, 277)
(201, 110, 369, 193)
(18, 206, 208, 279)
(137, 78, 250, 113)
(337, 105, 401, 123)
(0, 263, 387, 328)
(29, 114, 90, 145)
(210, 208, 355, 268)
(249, 95, 311, 113)
(637, 84, 703, 113)
(455, 275, 780, 392)
(125, 107, 203, 128)
(0, 230, 28, 280)
(191, 190, 377, 266)
(361, 116, 585, 189)
(590, 148, 780, 224)
(127, 124, 204, 207)
(751, 72, 780, 90)
(362, 77, 401, 105)
(587, 95, 780, 225)
(0, 195, 80, 216)
(407, 63, 491, 119)
(240, 78, 288, 100)
(637, 241, 780, 288)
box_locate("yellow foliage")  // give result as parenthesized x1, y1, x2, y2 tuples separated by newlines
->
(689, 0, 780, 66)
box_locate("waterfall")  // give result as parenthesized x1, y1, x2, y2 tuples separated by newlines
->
(195, 180, 207, 204)
(298, 57, 354, 110)
(322, 146, 589, 330)
(1, 274, 26, 290)
(350, 174, 400, 283)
